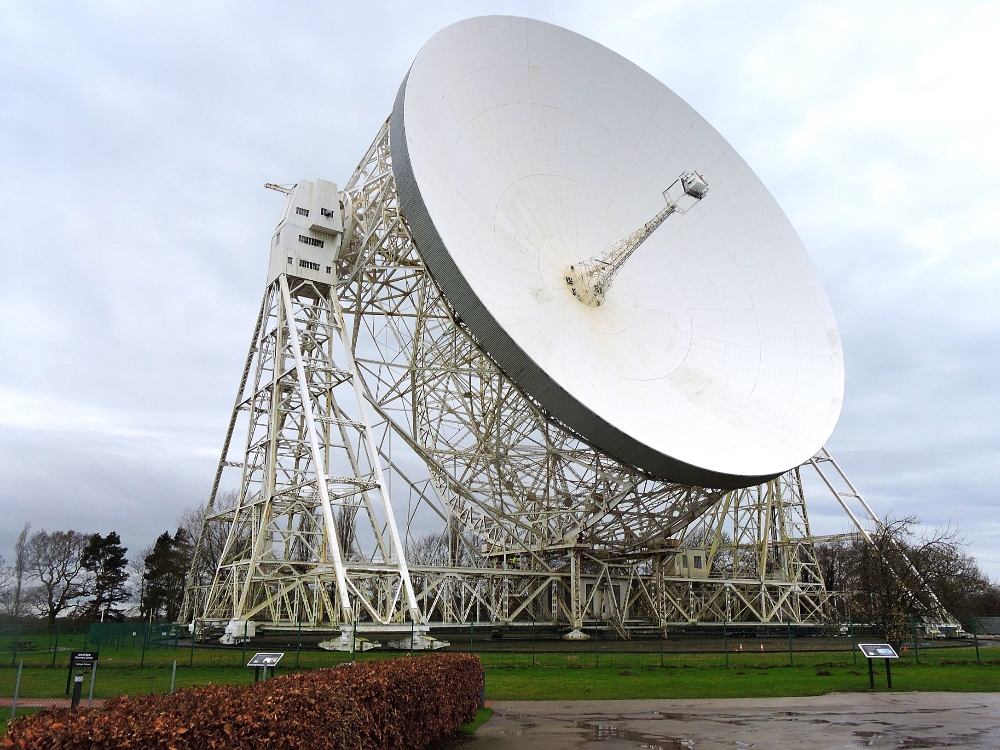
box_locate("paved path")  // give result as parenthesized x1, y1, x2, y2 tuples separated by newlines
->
(468, 693, 1000, 749)
(1, 698, 107, 708)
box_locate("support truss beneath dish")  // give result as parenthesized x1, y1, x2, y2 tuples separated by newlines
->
(183, 118, 944, 636)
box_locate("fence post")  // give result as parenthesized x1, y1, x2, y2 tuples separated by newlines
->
(10, 660, 23, 722)
(972, 614, 980, 662)
(850, 616, 856, 665)
(787, 620, 794, 667)
(594, 623, 599, 668)
(241, 621, 248, 667)
(469, 620, 474, 654)
(660, 628, 665, 668)
(140, 621, 148, 668)
(724, 620, 729, 668)
(295, 620, 302, 669)
(189, 620, 197, 668)
(409, 619, 414, 657)
(910, 615, 920, 665)
(170, 660, 177, 695)
(51, 623, 61, 667)
(11, 622, 20, 667)
(531, 619, 536, 668)
(352, 621, 357, 663)
(87, 661, 97, 707)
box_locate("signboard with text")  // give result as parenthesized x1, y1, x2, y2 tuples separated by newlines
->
(247, 652, 284, 668)
(857, 643, 899, 659)
(66, 651, 99, 693)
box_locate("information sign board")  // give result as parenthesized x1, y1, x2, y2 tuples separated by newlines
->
(66, 651, 99, 693)
(858, 643, 899, 659)
(71, 651, 99, 667)
(857, 643, 898, 688)
(247, 652, 284, 667)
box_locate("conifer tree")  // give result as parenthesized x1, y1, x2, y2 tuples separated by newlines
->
(141, 529, 193, 621)
(80, 531, 130, 620)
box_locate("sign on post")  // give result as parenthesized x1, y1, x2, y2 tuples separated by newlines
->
(858, 643, 899, 659)
(65, 651, 99, 694)
(247, 652, 284, 682)
(857, 643, 898, 689)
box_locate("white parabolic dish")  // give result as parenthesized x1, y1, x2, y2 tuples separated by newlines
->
(390, 16, 844, 490)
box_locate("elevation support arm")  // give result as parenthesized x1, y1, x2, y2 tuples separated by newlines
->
(330, 287, 421, 624)
(279, 274, 355, 623)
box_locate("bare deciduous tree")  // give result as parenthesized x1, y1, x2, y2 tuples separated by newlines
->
(0, 555, 12, 613)
(11, 522, 30, 616)
(25, 529, 91, 624)
(818, 516, 1000, 643)
(406, 516, 477, 568)
(127, 543, 155, 614)
(179, 490, 237, 588)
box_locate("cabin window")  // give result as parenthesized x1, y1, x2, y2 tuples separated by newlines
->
(298, 235, 324, 248)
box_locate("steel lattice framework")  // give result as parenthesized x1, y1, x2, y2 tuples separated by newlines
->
(184, 119, 857, 637)
(183, 268, 419, 631)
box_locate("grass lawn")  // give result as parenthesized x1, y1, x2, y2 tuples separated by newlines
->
(483, 659, 1000, 700)
(2, 646, 997, 714)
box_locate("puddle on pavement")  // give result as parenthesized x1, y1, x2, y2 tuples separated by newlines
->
(647, 711, 748, 727)
(579, 721, 694, 749)
(852, 731, 963, 749)
(495, 720, 535, 737)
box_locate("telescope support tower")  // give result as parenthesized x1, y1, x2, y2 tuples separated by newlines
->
(184, 122, 847, 636)
(182, 271, 419, 632)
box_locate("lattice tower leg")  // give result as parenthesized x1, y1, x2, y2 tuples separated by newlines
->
(186, 274, 418, 630)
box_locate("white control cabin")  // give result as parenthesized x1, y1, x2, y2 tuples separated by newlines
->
(267, 178, 344, 285)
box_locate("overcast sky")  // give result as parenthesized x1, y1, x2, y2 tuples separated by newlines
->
(2, 1, 998, 579)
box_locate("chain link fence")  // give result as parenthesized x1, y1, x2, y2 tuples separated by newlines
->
(4, 615, 998, 724)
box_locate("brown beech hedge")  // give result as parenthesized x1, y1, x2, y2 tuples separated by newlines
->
(5, 653, 483, 750)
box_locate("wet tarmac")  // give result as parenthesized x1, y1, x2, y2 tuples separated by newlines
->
(459, 693, 1000, 749)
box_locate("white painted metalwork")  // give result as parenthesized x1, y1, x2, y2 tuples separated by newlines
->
(393, 16, 844, 490)
(184, 120, 837, 636)
(183, 180, 420, 630)
(808, 449, 956, 623)
(182, 17, 934, 639)
(565, 173, 708, 307)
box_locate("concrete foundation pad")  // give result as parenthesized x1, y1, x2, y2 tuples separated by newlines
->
(467, 693, 1000, 749)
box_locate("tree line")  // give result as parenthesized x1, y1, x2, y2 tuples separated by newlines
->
(0, 514, 203, 624)
(815, 515, 1000, 641)
(3, 504, 999, 626)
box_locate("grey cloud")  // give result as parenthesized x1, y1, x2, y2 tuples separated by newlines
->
(2, 0, 998, 580)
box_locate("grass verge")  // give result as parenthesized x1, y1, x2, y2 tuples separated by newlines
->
(455, 707, 494, 735)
